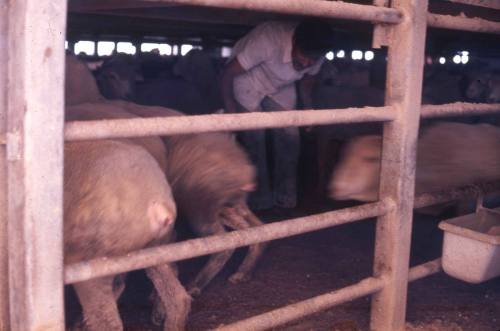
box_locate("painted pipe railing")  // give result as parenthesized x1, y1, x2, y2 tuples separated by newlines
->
(65, 200, 392, 284)
(428, 12, 500, 34)
(421, 103, 500, 118)
(65, 179, 500, 285)
(59, 102, 500, 141)
(64, 106, 395, 140)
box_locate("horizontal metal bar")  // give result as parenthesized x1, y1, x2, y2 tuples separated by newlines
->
(414, 181, 500, 209)
(3, 103, 497, 144)
(214, 277, 386, 331)
(408, 258, 442, 282)
(141, 0, 403, 24)
(65, 200, 392, 284)
(442, 0, 500, 10)
(214, 259, 441, 331)
(421, 102, 500, 119)
(64, 106, 395, 141)
(428, 13, 500, 34)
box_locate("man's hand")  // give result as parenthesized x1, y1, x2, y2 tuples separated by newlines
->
(298, 73, 317, 110)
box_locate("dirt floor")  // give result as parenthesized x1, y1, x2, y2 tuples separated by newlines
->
(65, 196, 500, 331)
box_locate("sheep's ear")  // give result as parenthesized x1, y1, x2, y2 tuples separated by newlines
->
(88, 60, 104, 71)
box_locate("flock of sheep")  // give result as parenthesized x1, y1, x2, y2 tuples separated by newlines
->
(63, 52, 500, 330)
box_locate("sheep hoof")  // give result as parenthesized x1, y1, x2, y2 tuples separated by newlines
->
(187, 286, 201, 297)
(228, 272, 251, 284)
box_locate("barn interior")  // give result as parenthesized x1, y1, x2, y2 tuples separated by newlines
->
(67, 0, 500, 53)
(63, 1, 500, 330)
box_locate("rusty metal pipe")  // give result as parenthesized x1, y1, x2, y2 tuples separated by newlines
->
(6, 102, 500, 145)
(428, 13, 500, 34)
(64, 106, 395, 141)
(65, 200, 392, 284)
(421, 103, 500, 119)
(142, 0, 403, 24)
(408, 258, 442, 282)
(414, 181, 500, 209)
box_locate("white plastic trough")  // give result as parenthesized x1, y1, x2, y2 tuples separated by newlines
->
(439, 207, 500, 283)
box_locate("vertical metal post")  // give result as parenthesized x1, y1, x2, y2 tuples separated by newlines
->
(370, 1, 428, 331)
(6, 0, 66, 330)
(372, 0, 391, 48)
(0, 1, 10, 330)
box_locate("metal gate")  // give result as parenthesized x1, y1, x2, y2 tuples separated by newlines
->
(1, 0, 500, 330)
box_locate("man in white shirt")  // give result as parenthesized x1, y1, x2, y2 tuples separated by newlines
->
(221, 19, 333, 210)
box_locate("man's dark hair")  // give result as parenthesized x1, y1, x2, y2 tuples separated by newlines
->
(293, 19, 334, 58)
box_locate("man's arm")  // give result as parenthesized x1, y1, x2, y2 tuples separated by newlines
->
(298, 73, 317, 110)
(220, 57, 248, 113)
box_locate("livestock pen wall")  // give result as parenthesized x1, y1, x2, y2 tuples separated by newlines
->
(1, 1, 500, 330)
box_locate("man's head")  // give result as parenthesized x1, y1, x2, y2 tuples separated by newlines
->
(292, 19, 333, 71)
